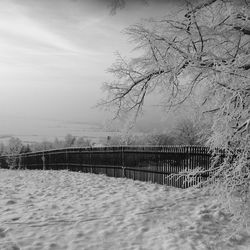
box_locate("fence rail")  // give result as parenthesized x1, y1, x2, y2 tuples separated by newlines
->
(0, 146, 212, 188)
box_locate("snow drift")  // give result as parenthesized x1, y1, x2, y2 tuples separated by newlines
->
(0, 169, 249, 250)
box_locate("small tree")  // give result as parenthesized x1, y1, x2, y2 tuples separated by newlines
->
(147, 133, 175, 145)
(53, 137, 64, 149)
(174, 118, 202, 145)
(6, 137, 23, 154)
(31, 141, 54, 152)
(20, 144, 32, 154)
(64, 134, 76, 148)
(74, 137, 92, 147)
(0, 143, 5, 156)
(5, 137, 23, 169)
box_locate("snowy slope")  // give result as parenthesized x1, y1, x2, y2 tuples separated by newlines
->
(0, 169, 249, 250)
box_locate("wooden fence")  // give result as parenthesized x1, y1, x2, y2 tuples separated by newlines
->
(0, 146, 212, 188)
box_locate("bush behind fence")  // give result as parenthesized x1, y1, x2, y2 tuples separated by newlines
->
(0, 146, 212, 188)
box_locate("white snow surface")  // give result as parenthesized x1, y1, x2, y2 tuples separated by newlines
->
(0, 169, 249, 250)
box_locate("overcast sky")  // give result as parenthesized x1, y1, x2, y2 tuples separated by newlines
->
(0, 0, 180, 135)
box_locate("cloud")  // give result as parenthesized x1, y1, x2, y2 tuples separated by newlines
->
(0, 0, 110, 80)
(0, 0, 177, 128)
(0, 3, 83, 54)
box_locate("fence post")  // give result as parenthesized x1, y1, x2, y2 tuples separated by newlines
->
(90, 150, 92, 173)
(66, 149, 69, 170)
(121, 146, 126, 178)
(42, 152, 46, 170)
(18, 155, 22, 169)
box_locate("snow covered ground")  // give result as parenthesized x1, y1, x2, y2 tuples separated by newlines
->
(0, 169, 249, 250)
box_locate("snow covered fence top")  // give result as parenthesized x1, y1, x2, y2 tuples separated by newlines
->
(0, 146, 213, 188)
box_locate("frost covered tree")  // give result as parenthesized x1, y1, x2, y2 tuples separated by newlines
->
(64, 134, 76, 148)
(5, 137, 23, 169)
(74, 137, 92, 147)
(102, 0, 250, 232)
(174, 118, 202, 145)
(6, 137, 23, 155)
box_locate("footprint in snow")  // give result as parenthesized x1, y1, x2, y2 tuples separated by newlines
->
(0, 227, 7, 238)
(6, 200, 16, 205)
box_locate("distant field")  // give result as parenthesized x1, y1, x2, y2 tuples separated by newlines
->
(0, 169, 249, 250)
(0, 117, 120, 144)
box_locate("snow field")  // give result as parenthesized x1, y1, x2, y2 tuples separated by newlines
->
(0, 169, 249, 250)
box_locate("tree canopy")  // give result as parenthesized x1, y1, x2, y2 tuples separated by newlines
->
(102, 0, 250, 233)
